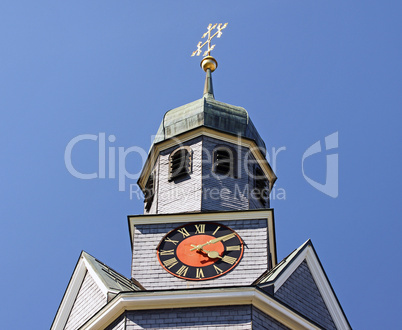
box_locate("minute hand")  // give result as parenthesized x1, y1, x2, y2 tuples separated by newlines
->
(190, 233, 235, 251)
(209, 233, 235, 244)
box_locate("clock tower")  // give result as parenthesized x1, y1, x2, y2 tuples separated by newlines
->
(129, 50, 278, 291)
(52, 24, 351, 329)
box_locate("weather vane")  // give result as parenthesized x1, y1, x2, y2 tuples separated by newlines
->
(191, 23, 228, 57)
(192, 23, 228, 98)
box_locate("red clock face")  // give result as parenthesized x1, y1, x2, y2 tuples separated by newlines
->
(156, 222, 244, 281)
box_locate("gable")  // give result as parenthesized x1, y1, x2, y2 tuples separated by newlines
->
(275, 260, 336, 330)
(52, 251, 140, 330)
(256, 240, 351, 329)
(64, 270, 107, 330)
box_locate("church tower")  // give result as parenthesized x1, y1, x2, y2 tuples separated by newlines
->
(52, 24, 351, 329)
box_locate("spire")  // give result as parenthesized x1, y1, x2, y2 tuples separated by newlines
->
(203, 68, 214, 99)
(201, 56, 217, 99)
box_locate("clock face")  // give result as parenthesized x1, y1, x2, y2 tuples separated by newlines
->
(156, 222, 244, 281)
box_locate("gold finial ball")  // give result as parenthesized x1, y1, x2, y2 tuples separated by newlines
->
(201, 56, 218, 72)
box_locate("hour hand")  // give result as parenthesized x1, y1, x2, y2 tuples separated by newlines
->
(205, 250, 222, 259)
(191, 245, 222, 259)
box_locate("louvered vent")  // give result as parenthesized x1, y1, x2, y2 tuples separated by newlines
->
(169, 148, 191, 180)
(215, 149, 231, 175)
(255, 167, 269, 206)
(144, 172, 155, 211)
(213, 146, 236, 177)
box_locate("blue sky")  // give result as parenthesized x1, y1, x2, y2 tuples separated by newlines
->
(0, 1, 401, 329)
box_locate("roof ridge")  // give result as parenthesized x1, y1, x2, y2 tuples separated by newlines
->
(82, 251, 140, 291)
(254, 239, 311, 285)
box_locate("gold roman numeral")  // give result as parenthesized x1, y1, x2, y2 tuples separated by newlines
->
(178, 227, 190, 238)
(212, 226, 221, 236)
(226, 245, 240, 251)
(213, 265, 223, 274)
(159, 249, 175, 255)
(196, 268, 205, 279)
(222, 255, 237, 265)
(176, 265, 189, 276)
(163, 257, 178, 269)
(195, 224, 205, 234)
(222, 233, 236, 242)
(165, 237, 179, 245)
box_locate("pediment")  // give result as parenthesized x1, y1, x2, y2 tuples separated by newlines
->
(256, 240, 351, 329)
(51, 251, 141, 329)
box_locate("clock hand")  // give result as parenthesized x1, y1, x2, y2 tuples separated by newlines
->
(190, 233, 235, 251)
(209, 233, 235, 245)
(205, 249, 222, 259)
(195, 246, 222, 259)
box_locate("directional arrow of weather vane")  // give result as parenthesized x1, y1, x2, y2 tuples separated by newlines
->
(191, 23, 228, 57)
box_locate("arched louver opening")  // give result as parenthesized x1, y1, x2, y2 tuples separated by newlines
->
(144, 172, 155, 211)
(255, 167, 269, 207)
(213, 146, 237, 177)
(169, 147, 192, 181)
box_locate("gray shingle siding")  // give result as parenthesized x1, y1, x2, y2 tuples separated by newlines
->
(105, 306, 290, 329)
(201, 137, 250, 211)
(143, 136, 270, 214)
(156, 137, 203, 214)
(125, 305, 252, 329)
(131, 219, 269, 290)
(275, 260, 336, 330)
(252, 306, 290, 330)
(105, 313, 126, 330)
(64, 271, 106, 330)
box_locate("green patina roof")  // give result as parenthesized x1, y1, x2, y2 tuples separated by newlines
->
(152, 96, 266, 155)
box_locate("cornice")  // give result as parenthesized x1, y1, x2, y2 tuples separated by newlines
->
(81, 287, 320, 330)
(128, 209, 273, 225)
(137, 126, 277, 191)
